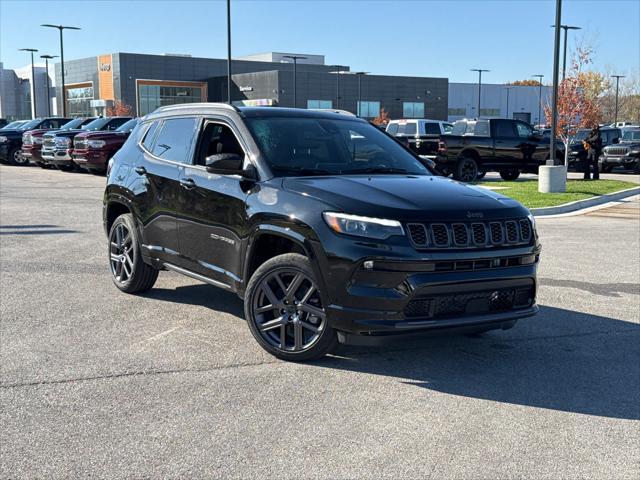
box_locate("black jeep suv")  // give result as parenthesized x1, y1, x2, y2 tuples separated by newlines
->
(104, 104, 541, 361)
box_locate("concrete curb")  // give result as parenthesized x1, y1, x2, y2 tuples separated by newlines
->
(531, 186, 640, 216)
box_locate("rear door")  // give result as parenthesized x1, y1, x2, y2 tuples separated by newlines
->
(134, 117, 198, 265)
(492, 119, 519, 166)
(176, 118, 250, 287)
(514, 121, 540, 167)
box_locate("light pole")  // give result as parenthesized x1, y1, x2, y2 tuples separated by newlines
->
(532, 74, 544, 126)
(226, 0, 232, 103)
(611, 75, 625, 124)
(550, 24, 580, 81)
(504, 86, 512, 119)
(549, 0, 562, 166)
(282, 55, 307, 108)
(40, 55, 58, 117)
(19, 48, 38, 119)
(41, 24, 81, 117)
(329, 65, 347, 108)
(471, 69, 489, 118)
(355, 72, 369, 117)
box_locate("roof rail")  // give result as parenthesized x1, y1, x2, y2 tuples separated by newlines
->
(152, 102, 241, 113)
(310, 108, 357, 117)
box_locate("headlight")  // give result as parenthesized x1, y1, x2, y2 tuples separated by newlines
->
(323, 212, 404, 239)
(0, 136, 7, 143)
(629, 150, 640, 156)
(87, 140, 106, 149)
(55, 137, 70, 147)
(33, 137, 44, 144)
(527, 212, 537, 237)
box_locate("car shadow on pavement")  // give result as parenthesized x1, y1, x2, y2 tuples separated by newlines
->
(140, 284, 245, 318)
(316, 305, 640, 420)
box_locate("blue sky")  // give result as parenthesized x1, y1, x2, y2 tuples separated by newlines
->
(1, 0, 638, 83)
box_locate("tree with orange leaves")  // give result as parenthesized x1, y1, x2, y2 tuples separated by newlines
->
(544, 46, 602, 165)
(106, 101, 135, 117)
(371, 107, 390, 126)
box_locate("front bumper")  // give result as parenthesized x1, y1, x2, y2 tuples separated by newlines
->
(309, 239, 540, 338)
(600, 155, 639, 166)
(42, 148, 73, 165)
(72, 149, 110, 170)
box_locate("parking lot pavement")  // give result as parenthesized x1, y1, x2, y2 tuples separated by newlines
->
(1, 165, 639, 479)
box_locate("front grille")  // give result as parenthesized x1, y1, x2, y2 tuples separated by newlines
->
(404, 287, 534, 318)
(605, 147, 628, 156)
(43, 137, 55, 148)
(74, 138, 87, 150)
(407, 219, 533, 249)
(407, 224, 428, 246)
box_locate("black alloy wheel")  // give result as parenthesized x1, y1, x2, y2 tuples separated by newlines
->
(108, 213, 158, 293)
(245, 253, 337, 361)
(455, 156, 479, 182)
(499, 169, 521, 181)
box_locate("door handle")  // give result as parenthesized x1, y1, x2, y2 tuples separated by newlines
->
(180, 178, 196, 190)
(134, 166, 147, 175)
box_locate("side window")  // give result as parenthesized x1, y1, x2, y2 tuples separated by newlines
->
(516, 122, 533, 138)
(141, 122, 159, 150)
(386, 123, 398, 135)
(424, 123, 440, 135)
(443, 123, 453, 134)
(195, 121, 245, 167)
(404, 122, 417, 135)
(474, 120, 490, 136)
(39, 119, 54, 129)
(106, 118, 129, 131)
(495, 120, 516, 137)
(151, 117, 199, 163)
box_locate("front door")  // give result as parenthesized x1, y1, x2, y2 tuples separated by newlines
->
(176, 119, 251, 288)
(135, 117, 199, 265)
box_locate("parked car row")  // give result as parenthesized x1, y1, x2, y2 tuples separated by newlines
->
(0, 116, 138, 174)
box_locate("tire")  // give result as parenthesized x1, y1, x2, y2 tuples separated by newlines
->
(499, 169, 520, 181)
(56, 164, 76, 172)
(245, 253, 338, 362)
(453, 156, 478, 182)
(8, 147, 28, 166)
(35, 161, 48, 169)
(108, 213, 158, 293)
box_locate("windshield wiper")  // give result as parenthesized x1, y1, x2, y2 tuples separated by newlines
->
(341, 167, 408, 174)
(270, 165, 333, 176)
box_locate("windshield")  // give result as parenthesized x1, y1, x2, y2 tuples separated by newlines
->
(116, 118, 138, 133)
(18, 119, 41, 131)
(245, 116, 430, 177)
(572, 130, 590, 142)
(60, 118, 89, 130)
(2, 120, 25, 130)
(622, 130, 640, 141)
(81, 118, 111, 131)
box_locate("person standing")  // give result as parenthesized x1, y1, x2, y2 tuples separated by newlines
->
(584, 125, 602, 180)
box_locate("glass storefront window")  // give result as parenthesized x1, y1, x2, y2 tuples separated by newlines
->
(403, 102, 424, 118)
(357, 101, 380, 118)
(66, 86, 94, 117)
(138, 84, 204, 115)
(307, 100, 333, 110)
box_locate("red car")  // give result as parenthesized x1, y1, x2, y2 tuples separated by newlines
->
(20, 118, 76, 166)
(72, 118, 138, 174)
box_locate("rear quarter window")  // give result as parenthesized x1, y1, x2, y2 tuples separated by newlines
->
(141, 122, 160, 150)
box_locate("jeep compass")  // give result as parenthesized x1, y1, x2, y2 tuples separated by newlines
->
(103, 104, 540, 361)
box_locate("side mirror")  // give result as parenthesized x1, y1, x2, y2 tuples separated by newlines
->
(205, 153, 257, 181)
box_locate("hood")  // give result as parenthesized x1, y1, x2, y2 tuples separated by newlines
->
(0, 129, 28, 137)
(23, 129, 50, 137)
(283, 175, 528, 221)
(46, 129, 84, 138)
(75, 130, 128, 140)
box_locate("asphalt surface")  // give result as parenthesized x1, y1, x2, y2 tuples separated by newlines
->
(1, 165, 639, 479)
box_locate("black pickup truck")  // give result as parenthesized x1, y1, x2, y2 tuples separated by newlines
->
(435, 118, 562, 182)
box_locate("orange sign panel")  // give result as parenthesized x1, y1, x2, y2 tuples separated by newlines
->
(98, 54, 114, 101)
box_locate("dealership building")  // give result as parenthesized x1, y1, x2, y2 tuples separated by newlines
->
(1, 51, 550, 125)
